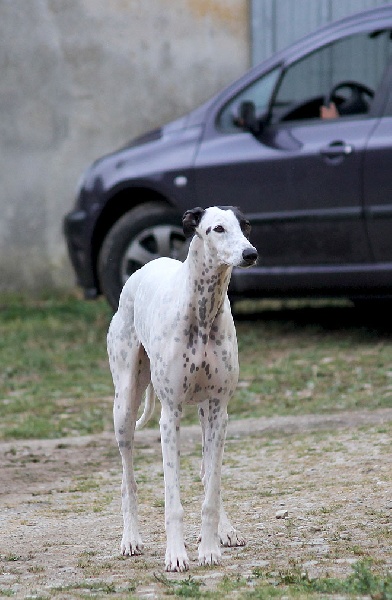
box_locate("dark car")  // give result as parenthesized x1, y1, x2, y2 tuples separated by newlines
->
(64, 5, 392, 310)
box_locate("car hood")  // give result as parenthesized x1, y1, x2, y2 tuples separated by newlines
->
(121, 97, 213, 149)
(79, 102, 212, 200)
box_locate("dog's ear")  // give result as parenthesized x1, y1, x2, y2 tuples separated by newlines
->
(182, 207, 205, 238)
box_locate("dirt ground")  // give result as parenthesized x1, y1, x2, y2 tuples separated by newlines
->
(1, 408, 391, 599)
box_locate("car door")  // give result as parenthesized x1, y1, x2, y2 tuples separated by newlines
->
(194, 114, 375, 269)
(193, 29, 391, 276)
(363, 64, 392, 266)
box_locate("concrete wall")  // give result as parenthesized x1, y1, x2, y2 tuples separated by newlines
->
(251, 0, 389, 65)
(0, 0, 249, 292)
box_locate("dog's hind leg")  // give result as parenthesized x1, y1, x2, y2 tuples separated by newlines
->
(108, 307, 150, 556)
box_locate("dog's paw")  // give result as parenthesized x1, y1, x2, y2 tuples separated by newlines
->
(165, 546, 189, 572)
(198, 544, 222, 567)
(219, 525, 246, 547)
(165, 542, 189, 573)
(121, 534, 144, 556)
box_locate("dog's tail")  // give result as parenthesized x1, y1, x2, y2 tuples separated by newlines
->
(135, 383, 156, 430)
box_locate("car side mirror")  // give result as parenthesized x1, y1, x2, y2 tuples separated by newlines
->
(238, 101, 262, 135)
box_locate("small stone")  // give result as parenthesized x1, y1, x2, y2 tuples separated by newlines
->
(275, 509, 289, 519)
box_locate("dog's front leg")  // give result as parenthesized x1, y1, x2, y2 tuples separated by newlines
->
(198, 401, 245, 550)
(198, 399, 228, 566)
(160, 403, 189, 572)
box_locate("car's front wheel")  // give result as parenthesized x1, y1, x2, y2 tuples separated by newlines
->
(98, 202, 188, 310)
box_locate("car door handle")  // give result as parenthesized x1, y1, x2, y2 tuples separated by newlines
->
(320, 141, 353, 158)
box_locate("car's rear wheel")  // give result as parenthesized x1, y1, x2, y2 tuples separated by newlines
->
(98, 202, 187, 310)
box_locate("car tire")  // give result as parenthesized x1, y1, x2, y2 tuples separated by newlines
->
(98, 202, 187, 310)
(351, 298, 392, 313)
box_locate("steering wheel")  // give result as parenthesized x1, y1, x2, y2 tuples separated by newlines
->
(324, 80, 374, 116)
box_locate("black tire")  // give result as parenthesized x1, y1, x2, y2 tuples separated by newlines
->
(98, 202, 187, 310)
(351, 298, 392, 313)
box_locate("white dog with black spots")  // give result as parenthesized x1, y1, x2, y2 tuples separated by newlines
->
(107, 205, 258, 572)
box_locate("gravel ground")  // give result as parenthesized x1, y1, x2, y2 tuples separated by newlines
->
(1, 408, 391, 598)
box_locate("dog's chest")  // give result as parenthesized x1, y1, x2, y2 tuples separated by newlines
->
(147, 314, 239, 405)
(178, 329, 240, 405)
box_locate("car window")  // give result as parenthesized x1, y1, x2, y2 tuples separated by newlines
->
(272, 29, 392, 123)
(218, 66, 281, 132)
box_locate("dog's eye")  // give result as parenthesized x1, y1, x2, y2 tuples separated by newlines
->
(213, 225, 225, 233)
(241, 220, 251, 238)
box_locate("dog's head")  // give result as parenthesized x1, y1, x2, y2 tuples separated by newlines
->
(182, 206, 258, 268)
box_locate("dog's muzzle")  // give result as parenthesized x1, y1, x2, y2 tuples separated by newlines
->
(241, 247, 258, 267)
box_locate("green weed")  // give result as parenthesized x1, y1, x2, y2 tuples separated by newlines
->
(52, 580, 118, 594)
(250, 559, 392, 599)
(154, 573, 205, 597)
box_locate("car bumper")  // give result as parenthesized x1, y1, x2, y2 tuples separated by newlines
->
(63, 209, 99, 298)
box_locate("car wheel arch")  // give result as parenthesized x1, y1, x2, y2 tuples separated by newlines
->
(91, 188, 176, 291)
(96, 200, 186, 309)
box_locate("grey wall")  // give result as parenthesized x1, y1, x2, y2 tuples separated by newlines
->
(251, 0, 390, 65)
(0, 0, 248, 291)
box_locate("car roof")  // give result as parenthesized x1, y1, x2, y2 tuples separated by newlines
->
(279, 3, 392, 63)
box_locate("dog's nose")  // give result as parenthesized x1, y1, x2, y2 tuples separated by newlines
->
(242, 247, 258, 265)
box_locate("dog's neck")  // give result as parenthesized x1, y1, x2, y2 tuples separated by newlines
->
(183, 235, 232, 330)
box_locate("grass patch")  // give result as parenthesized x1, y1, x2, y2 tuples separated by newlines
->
(0, 291, 113, 439)
(153, 561, 392, 599)
(151, 560, 392, 598)
(232, 300, 392, 419)
(0, 293, 391, 440)
(154, 573, 206, 597)
(250, 559, 392, 599)
(52, 580, 118, 594)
